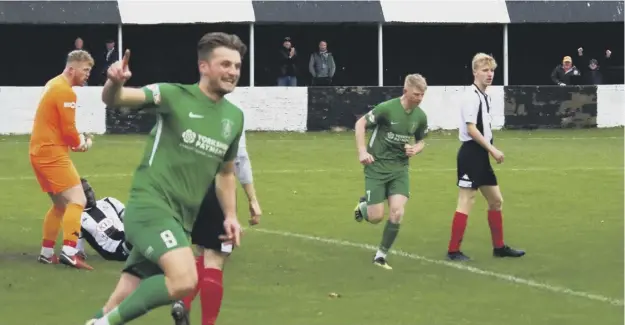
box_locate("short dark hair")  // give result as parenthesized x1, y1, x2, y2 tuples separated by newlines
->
(197, 32, 247, 61)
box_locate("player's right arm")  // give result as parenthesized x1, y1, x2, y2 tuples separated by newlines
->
(54, 87, 83, 148)
(101, 49, 168, 111)
(101, 80, 148, 108)
(462, 93, 503, 162)
(355, 103, 387, 164)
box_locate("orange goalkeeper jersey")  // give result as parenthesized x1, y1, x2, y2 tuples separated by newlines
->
(29, 75, 82, 156)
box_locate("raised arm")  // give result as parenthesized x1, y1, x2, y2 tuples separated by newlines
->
(102, 49, 152, 109)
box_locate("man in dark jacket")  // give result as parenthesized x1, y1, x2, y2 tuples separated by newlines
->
(277, 37, 297, 86)
(551, 56, 582, 86)
(577, 47, 612, 85)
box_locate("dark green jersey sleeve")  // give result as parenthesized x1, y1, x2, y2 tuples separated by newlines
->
(415, 112, 428, 141)
(139, 83, 171, 114)
(364, 102, 389, 129)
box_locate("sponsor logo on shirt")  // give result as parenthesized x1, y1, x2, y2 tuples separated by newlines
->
(181, 129, 228, 158)
(63, 102, 76, 109)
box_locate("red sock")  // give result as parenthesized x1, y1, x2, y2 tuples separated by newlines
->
(448, 211, 468, 252)
(488, 210, 504, 248)
(182, 256, 203, 311)
(42, 239, 55, 248)
(200, 268, 224, 325)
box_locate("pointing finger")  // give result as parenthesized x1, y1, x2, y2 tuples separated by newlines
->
(122, 49, 131, 69)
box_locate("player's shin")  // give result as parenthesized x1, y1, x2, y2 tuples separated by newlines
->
(97, 275, 173, 325)
(199, 268, 224, 325)
(61, 202, 84, 255)
(448, 211, 468, 252)
(487, 210, 504, 248)
(181, 256, 203, 310)
(376, 220, 400, 259)
(41, 205, 64, 257)
(358, 202, 369, 221)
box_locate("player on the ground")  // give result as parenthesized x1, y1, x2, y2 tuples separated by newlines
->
(76, 178, 133, 262)
(171, 128, 263, 325)
(30, 50, 95, 270)
(446, 53, 525, 261)
(353, 74, 429, 270)
(85, 32, 247, 325)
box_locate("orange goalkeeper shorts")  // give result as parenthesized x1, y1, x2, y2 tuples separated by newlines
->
(30, 152, 81, 194)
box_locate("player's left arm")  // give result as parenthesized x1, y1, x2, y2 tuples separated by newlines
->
(409, 113, 428, 157)
(216, 126, 243, 222)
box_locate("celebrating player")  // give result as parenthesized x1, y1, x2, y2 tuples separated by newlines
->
(86, 32, 247, 325)
(76, 178, 133, 262)
(30, 50, 95, 270)
(171, 129, 263, 325)
(446, 53, 525, 261)
(353, 74, 429, 270)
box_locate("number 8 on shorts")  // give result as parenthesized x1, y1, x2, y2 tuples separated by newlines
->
(160, 230, 178, 249)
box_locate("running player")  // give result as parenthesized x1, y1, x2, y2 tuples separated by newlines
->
(171, 128, 263, 325)
(30, 50, 95, 270)
(86, 32, 247, 325)
(446, 53, 525, 261)
(353, 74, 429, 270)
(76, 178, 133, 262)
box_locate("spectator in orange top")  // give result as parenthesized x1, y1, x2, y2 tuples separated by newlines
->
(29, 50, 96, 270)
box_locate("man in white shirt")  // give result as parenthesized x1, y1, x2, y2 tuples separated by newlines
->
(446, 53, 525, 262)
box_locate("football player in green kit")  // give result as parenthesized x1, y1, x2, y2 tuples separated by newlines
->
(85, 32, 247, 325)
(353, 74, 429, 270)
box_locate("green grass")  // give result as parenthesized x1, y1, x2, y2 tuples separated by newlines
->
(0, 128, 623, 325)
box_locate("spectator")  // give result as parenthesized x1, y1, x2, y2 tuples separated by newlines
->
(277, 37, 297, 86)
(74, 37, 84, 51)
(577, 47, 612, 85)
(100, 39, 118, 85)
(309, 40, 336, 86)
(551, 56, 582, 86)
(71, 37, 89, 86)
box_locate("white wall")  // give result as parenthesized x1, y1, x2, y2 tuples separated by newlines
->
(0, 85, 621, 135)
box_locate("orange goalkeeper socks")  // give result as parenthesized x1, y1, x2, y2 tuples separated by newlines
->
(41, 205, 64, 257)
(62, 202, 84, 255)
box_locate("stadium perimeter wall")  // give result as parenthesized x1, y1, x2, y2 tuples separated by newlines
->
(1, 85, 623, 135)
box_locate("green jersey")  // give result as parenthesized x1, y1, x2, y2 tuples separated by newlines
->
(128, 83, 244, 232)
(364, 97, 428, 176)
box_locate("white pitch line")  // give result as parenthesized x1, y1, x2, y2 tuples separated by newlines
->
(252, 228, 624, 307)
(0, 166, 622, 182)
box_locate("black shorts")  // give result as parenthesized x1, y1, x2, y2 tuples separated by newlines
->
(190, 182, 234, 254)
(456, 140, 498, 189)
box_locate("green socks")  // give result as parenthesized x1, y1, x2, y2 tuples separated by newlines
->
(358, 202, 369, 221)
(98, 275, 172, 325)
(379, 220, 400, 253)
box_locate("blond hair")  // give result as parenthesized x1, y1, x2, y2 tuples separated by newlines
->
(472, 52, 497, 71)
(67, 50, 94, 66)
(404, 73, 427, 91)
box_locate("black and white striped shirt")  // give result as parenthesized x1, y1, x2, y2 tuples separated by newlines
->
(459, 84, 493, 143)
(80, 197, 129, 257)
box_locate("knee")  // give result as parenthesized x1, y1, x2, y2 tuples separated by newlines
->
(202, 248, 227, 270)
(367, 206, 384, 224)
(488, 196, 503, 211)
(389, 206, 404, 223)
(457, 190, 477, 213)
(66, 186, 87, 207)
(167, 267, 198, 299)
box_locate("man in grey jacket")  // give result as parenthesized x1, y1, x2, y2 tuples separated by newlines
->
(309, 40, 336, 86)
